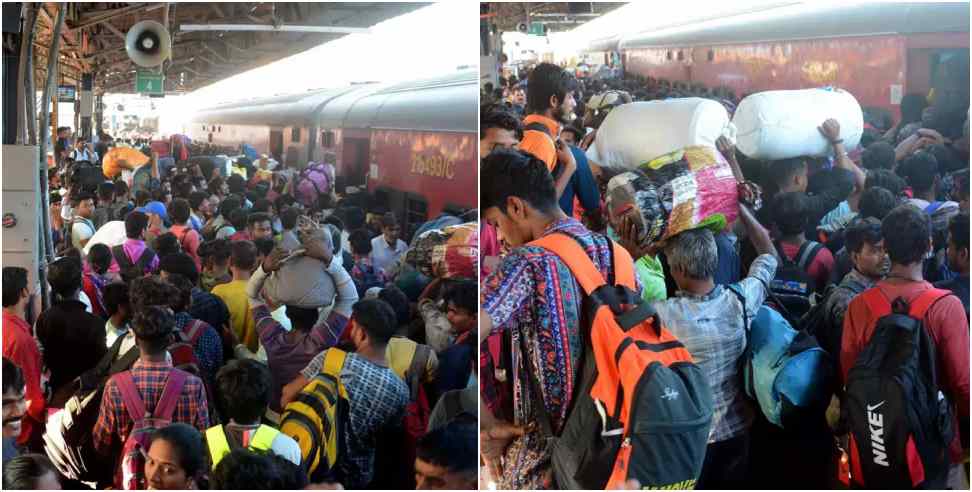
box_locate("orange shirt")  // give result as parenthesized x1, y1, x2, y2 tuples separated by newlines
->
(520, 114, 560, 171)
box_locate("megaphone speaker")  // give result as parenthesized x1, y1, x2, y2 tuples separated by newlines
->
(516, 22, 528, 33)
(126, 20, 172, 67)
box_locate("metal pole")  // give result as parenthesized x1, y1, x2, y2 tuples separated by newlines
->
(15, 4, 29, 144)
(24, 4, 39, 146)
(37, 3, 65, 311)
(160, 3, 169, 76)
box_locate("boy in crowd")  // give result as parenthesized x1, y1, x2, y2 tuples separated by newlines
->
(212, 241, 260, 353)
(935, 211, 970, 318)
(435, 280, 477, 395)
(1, 269, 43, 450)
(198, 239, 233, 292)
(370, 213, 408, 274)
(70, 192, 97, 250)
(168, 198, 203, 270)
(349, 228, 387, 297)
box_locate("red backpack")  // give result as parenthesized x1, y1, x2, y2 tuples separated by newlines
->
(168, 320, 206, 375)
(114, 369, 188, 490)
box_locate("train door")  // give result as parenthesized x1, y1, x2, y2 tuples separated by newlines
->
(269, 129, 284, 162)
(907, 48, 971, 111)
(342, 137, 370, 187)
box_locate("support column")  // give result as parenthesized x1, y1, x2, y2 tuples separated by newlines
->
(3, 3, 23, 145)
(80, 72, 92, 140)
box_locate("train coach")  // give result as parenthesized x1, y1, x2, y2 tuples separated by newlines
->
(603, 2, 969, 120)
(188, 70, 478, 231)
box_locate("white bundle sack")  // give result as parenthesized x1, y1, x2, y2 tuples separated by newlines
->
(732, 88, 863, 160)
(82, 221, 127, 255)
(595, 98, 735, 171)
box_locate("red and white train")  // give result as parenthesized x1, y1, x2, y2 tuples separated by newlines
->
(188, 70, 478, 227)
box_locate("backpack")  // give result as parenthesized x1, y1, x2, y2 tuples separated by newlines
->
(352, 261, 386, 298)
(112, 245, 156, 283)
(524, 121, 565, 180)
(843, 288, 954, 489)
(44, 335, 140, 486)
(728, 286, 834, 428)
(168, 319, 206, 376)
(206, 424, 280, 470)
(280, 349, 350, 483)
(115, 369, 189, 490)
(295, 163, 332, 210)
(525, 233, 713, 490)
(769, 240, 825, 321)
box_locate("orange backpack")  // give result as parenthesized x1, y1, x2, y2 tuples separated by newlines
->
(525, 233, 714, 490)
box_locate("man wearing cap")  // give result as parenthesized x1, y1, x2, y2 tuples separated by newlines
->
(137, 201, 168, 245)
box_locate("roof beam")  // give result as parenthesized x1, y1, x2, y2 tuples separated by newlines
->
(69, 4, 161, 32)
(200, 42, 229, 63)
(102, 21, 127, 41)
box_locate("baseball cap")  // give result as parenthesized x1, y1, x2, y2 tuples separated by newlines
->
(136, 201, 167, 221)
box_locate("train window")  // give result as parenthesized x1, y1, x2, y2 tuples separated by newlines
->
(218, 126, 222, 132)
(321, 130, 335, 148)
(291, 127, 301, 143)
(208, 133, 213, 143)
(677, 50, 684, 61)
(666, 50, 673, 61)
(707, 50, 715, 62)
(202, 125, 207, 131)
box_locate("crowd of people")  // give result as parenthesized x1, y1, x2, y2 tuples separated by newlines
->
(479, 62, 969, 489)
(3, 128, 478, 489)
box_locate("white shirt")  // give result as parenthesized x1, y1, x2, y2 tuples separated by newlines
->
(369, 235, 407, 273)
(71, 217, 96, 250)
(69, 148, 98, 163)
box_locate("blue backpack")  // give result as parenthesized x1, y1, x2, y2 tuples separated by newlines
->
(728, 285, 834, 428)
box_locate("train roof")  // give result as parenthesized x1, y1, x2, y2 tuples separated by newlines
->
(323, 69, 478, 133)
(617, 2, 970, 49)
(192, 69, 477, 133)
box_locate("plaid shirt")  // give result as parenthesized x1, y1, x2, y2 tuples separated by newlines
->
(92, 359, 210, 458)
(652, 254, 777, 443)
(189, 287, 230, 332)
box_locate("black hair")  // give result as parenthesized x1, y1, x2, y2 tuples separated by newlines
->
(125, 210, 149, 239)
(208, 176, 225, 197)
(899, 93, 927, 126)
(198, 239, 231, 264)
(377, 286, 410, 327)
(416, 419, 478, 478)
(188, 190, 208, 211)
(150, 423, 206, 481)
(247, 212, 272, 228)
(159, 252, 200, 285)
(132, 305, 175, 354)
(352, 299, 397, 345)
(154, 232, 183, 259)
(858, 186, 898, 220)
(171, 174, 193, 200)
(215, 359, 272, 424)
(97, 181, 116, 201)
(526, 62, 576, 114)
(103, 282, 130, 317)
(219, 195, 242, 220)
(226, 174, 247, 195)
(926, 143, 962, 174)
(349, 228, 373, 255)
(48, 256, 83, 299)
(769, 157, 807, 190)
(380, 212, 399, 229)
(253, 237, 275, 257)
(3, 357, 24, 396)
(230, 241, 258, 270)
(882, 204, 931, 266)
(952, 169, 970, 201)
(165, 273, 194, 313)
(949, 211, 969, 253)
(114, 180, 129, 198)
(251, 198, 272, 214)
(771, 192, 810, 236)
(87, 243, 113, 275)
(844, 217, 884, 254)
(280, 207, 299, 231)
(480, 105, 524, 140)
(210, 449, 307, 490)
(129, 276, 180, 313)
(168, 198, 191, 224)
(896, 150, 938, 193)
(134, 189, 151, 207)
(229, 208, 248, 230)
(2, 454, 58, 490)
(341, 206, 366, 231)
(2, 266, 28, 307)
(442, 279, 477, 315)
(560, 126, 584, 142)
(71, 191, 95, 208)
(865, 169, 907, 197)
(861, 141, 896, 171)
(284, 305, 319, 332)
(322, 214, 344, 232)
(480, 148, 558, 215)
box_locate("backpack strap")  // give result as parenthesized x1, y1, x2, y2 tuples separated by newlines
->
(321, 349, 347, 379)
(773, 240, 799, 268)
(154, 370, 189, 420)
(250, 425, 280, 452)
(726, 284, 749, 333)
(135, 248, 156, 274)
(112, 245, 135, 271)
(407, 344, 431, 401)
(528, 233, 635, 295)
(908, 288, 953, 319)
(183, 320, 206, 344)
(796, 241, 824, 271)
(524, 122, 552, 136)
(205, 425, 231, 467)
(115, 372, 147, 423)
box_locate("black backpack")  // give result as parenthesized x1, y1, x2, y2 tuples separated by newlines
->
(769, 240, 824, 322)
(843, 287, 954, 489)
(800, 275, 870, 362)
(112, 245, 156, 283)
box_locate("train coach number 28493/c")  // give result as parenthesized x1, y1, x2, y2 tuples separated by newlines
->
(410, 152, 456, 180)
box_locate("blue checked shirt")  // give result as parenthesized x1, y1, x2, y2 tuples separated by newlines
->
(651, 254, 777, 443)
(189, 287, 230, 333)
(172, 312, 224, 385)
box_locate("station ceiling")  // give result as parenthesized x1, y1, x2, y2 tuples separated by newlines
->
(482, 2, 626, 33)
(24, 2, 427, 94)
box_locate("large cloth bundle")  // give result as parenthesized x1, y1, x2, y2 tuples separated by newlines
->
(732, 88, 863, 160)
(605, 146, 738, 248)
(261, 227, 336, 308)
(405, 222, 478, 279)
(294, 162, 333, 209)
(595, 98, 735, 170)
(102, 147, 149, 179)
(83, 221, 128, 255)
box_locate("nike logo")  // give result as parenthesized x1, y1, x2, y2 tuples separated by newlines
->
(867, 401, 885, 411)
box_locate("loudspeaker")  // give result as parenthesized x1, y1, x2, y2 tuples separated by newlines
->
(125, 20, 171, 67)
(516, 22, 528, 33)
